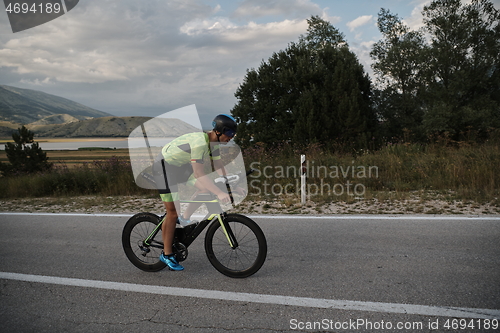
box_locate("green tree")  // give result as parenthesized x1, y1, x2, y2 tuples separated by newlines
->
(371, 0, 500, 143)
(232, 16, 376, 150)
(422, 0, 500, 140)
(370, 9, 429, 141)
(0, 126, 52, 176)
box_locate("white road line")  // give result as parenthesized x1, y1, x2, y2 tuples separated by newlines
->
(1, 272, 498, 319)
(1, 212, 499, 220)
(0, 212, 127, 217)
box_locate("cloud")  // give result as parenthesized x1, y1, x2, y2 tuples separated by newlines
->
(232, 0, 324, 19)
(0, 0, 311, 84)
(402, 0, 430, 31)
(0, 0, 335, 118)
(180, 18, 308, 48)
(349, 39, 377, 77)
(180, 17, 237, 36)
(0, 0, 221, 80)
(346, 15, 373, 32)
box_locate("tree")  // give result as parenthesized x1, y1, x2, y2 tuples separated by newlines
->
(422, 0, 500, 140)
(0, 126, 52, 176)
(301, 15, 347, 49)
(370, 9, 429, 141)
(371, 0, 500, 143)
(231, 16, 377, 150)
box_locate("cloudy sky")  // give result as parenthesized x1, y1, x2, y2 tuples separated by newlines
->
(1, 0, 491, 125)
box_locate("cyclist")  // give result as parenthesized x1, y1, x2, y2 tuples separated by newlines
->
(153, 114, 239, 271)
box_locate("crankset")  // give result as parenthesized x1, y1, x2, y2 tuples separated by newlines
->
(172, 242, 188, 262)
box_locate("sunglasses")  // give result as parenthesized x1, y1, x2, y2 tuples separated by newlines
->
(223, 129, 236, 138)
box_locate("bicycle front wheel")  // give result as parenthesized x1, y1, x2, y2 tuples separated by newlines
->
(204, 214, 267, 278)
(122, 213, 166, 272)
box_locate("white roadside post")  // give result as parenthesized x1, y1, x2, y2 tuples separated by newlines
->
(301, 154, 306, 204)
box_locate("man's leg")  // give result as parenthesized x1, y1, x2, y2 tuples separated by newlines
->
(182, 176, 211, 220)
(162, 200, 178, 256)
(159, 194, 184, 271)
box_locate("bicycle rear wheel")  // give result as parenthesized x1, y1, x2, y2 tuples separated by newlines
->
(204, 214, 267, 278)
(122, 213, 166, 272)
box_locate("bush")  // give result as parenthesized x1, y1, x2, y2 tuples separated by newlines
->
(1, 143, 498, 204)
(242, 141, 500, 203)
(0, 126, 52, 176)
(0, 156, 151, 198)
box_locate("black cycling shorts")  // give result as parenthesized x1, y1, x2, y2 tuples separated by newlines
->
(152, 158, 193, 194)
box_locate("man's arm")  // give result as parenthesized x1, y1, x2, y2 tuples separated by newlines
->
(191, 162, 230, 203)
(213, 159, 228, 176)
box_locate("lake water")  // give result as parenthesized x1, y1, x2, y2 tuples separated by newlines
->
(0, 138, 173, 150)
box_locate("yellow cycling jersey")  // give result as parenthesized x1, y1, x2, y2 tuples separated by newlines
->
(161, 132, 220, 167)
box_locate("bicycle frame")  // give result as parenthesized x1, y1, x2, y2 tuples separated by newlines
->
(140, 168, 255, 253)
(142, 196, 238, 251)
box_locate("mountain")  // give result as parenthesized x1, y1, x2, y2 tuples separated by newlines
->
(0, 85, 111, 124)
(0, 85, 200, 138)
(27, 116, 200, 138)
(29, 114, 81, 125)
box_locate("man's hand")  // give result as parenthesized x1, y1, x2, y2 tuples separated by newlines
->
(217, 191, 231, 203)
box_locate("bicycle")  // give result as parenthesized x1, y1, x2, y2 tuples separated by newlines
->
(122, 170, 267, 278)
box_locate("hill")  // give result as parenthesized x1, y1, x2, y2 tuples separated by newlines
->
(27, 116, 200, 138)
(0, 85, 200, 138)
(0, 121, 20, 138)
(29, 114, 81, 125)
(0, 85, 111, 124)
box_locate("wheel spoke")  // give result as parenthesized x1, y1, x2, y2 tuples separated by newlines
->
(122, 214, 167, 271)
(206, 216, 266, 277)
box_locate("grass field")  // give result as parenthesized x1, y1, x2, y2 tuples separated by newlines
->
(1, 141, 499, 207)
(0, 137, 127, 143)
(0, 147, 130, 168)
(0, 147, 139, 198)
(0, 137, 129, 167)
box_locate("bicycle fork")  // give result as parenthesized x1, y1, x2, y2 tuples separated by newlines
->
(215, 213, 238, 249)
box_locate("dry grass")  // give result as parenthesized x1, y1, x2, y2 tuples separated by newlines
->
(1, 142, 499, 215)
(0, 147, 129, 168)
(0, 137, 127, 143)
(243, 142, 500, 203)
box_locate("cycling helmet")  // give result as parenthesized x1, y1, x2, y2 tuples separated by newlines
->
(212, 114, 237, 138)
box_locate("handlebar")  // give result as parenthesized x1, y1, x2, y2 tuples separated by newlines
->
(213, 169, 256, 205)
(214, 168, 255, 186)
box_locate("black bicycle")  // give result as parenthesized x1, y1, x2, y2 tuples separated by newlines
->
(122, 171, 267, 278)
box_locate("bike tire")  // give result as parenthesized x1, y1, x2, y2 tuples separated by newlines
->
(122, 212, 167, 272)
(204, 214, 267, 278)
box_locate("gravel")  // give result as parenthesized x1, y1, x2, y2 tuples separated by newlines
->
(1, 194, 499, 216)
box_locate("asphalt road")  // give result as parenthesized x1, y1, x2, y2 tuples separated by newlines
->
(0, 213, 499, 332)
